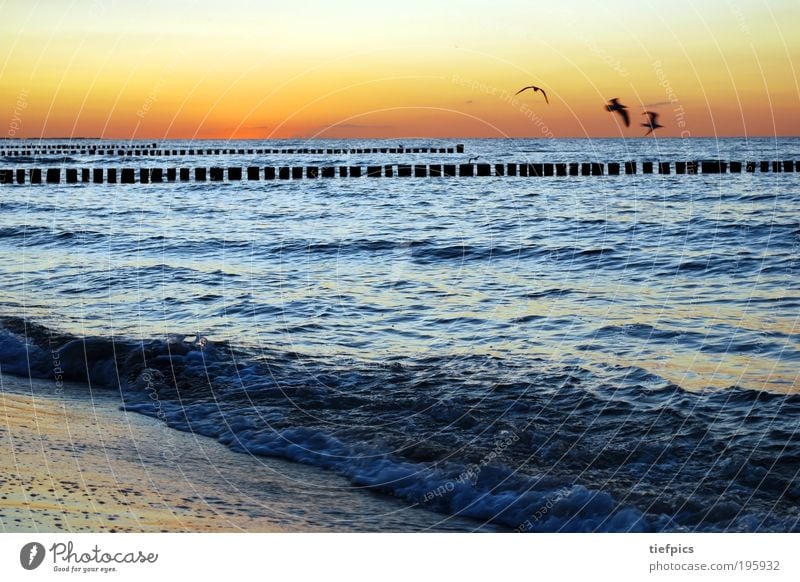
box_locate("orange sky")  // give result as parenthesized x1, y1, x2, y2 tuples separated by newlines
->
(1, 0, 798, 139)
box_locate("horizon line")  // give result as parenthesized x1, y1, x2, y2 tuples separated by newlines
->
(2, 135, 799, 141)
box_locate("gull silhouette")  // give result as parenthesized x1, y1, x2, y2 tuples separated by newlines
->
(515, 85, 549, 104)
(641, 111, 663, 136)
(605, 98, 629, 127)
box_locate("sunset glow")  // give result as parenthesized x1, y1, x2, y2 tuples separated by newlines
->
(2, 0, 798, 139)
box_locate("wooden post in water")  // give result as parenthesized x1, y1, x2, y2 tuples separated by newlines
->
(701, 161, 726, 173)
(122, 169, 136, 184)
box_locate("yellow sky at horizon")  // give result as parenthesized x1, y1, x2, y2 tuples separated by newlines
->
(1, 0, 798, 139)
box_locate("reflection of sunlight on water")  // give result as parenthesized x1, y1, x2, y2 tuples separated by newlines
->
(2, 137, 798, 395)
(622, 352, 799, 394)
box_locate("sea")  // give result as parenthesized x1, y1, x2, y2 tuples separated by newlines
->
(0, 137, 798, 532)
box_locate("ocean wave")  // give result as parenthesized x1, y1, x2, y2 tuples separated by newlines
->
(1, 316, 798, 532)
(0, 156, 80, 164)
(0, 225, 108, 247)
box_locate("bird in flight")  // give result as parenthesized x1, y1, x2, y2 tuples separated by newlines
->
(605, 98, 629, 127)
(641, 111, 663, 136)
(515, 85, 549, 104)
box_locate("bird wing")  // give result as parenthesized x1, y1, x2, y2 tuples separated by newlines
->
(514, 86, 534, 96)
(643, 126, 654, 136)
(537, 87, 549, 104)
(619, 108, 630, 127)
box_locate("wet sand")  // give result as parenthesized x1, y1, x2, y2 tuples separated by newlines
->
(0, 373, 485, 532)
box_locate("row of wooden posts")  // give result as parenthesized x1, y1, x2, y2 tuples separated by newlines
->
(1, 160, 798, 185)
(0, 144, 465, 157)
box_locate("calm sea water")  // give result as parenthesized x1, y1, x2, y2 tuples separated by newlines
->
(1, 137, 798, 532)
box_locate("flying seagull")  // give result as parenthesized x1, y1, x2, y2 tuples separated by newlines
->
(641, 111, 663, 136)
(515, 85, 549, 104)
(605, 98, 629, 127)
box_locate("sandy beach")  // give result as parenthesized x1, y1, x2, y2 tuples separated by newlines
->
(0, 373, 482, 533)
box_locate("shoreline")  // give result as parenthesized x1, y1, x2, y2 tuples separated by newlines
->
(0, 373, 487, 533)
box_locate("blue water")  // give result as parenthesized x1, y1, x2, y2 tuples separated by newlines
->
(1, 137, 798, 532)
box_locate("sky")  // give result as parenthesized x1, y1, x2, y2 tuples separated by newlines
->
(1, 0, 798, 139)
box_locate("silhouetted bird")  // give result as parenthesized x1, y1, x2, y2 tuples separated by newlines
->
(468, 156, 480, 164)
(641, 111, 663, 136)
(515, 85, 549, 104)
(605, 98, 629, 127)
